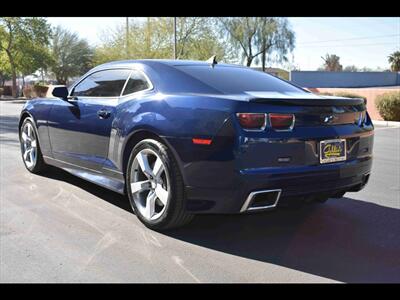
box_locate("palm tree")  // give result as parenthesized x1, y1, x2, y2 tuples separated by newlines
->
(50, 26, 94, 85)
(388, 51, 400, 72)
(321, 54, 343, 71)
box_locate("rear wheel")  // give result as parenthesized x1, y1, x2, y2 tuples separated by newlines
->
(126, 139, 194, 230)
(20, 117, 46, 173)
(314, 195, 329, 203)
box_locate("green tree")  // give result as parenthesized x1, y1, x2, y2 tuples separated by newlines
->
(93, 25, 128, 65)
(175, 18, 228, 61)
(94, 18, 229, 65)
(257, 18, 295, 71)
(321, 54, 343, 71)
(388, 51, 400, 72)
(360, 66, 373, 72)
(217, 17, 295, 68)
(50, 26, 94, 85)
(94, 18, 171, 64)
(0, 51, 12, 86)
(218, 17, 260, 66)
(0, 17, 51, 97)
(16, 42, 52, 87)
(344, 65, 358, 72)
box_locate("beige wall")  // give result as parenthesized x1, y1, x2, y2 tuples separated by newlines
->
(315, 87, 400, 121)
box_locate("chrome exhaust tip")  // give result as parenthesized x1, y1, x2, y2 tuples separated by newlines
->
(363, 172, 370, 185)
(240, 189, 282, 213)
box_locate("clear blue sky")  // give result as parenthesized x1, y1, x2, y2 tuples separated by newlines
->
(47, 17, 400, 71)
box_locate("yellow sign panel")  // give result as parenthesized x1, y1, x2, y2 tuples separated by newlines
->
(323, 144, 342, 158)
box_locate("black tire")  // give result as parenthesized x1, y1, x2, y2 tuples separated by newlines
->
(331, 191, 346, 199)
(281, 197, 306, 210)
(19, 117, 47, 174)
(315, 196, 329, 203)
(126, 138, 194, 230)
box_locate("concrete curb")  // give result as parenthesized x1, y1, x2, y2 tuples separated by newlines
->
(372, 120, 400, 127)
(0, 97, 27, 101)
(0, 98, 28, 104)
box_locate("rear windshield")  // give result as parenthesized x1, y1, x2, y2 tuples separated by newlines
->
(176, 65, 305, 94)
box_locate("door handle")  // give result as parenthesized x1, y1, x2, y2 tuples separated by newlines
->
(97, 109, 111, 119)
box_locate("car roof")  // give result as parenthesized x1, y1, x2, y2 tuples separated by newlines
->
(95, 59, 243, 70)
(86, 59, 308, 95)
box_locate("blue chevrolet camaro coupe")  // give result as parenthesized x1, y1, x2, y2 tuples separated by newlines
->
(19, 59, 374, 230)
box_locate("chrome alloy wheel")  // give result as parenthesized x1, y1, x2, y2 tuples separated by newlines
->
(130, 149, 170, 221)
(21, 122, 37, 169)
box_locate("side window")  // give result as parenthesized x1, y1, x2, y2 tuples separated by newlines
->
(72, 69, 131, 97)
(122, 70, 151, 95)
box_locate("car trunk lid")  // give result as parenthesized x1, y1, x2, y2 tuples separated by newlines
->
(245, 91, 366, 127)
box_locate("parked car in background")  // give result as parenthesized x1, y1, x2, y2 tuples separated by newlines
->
(18, 59, 374, 230)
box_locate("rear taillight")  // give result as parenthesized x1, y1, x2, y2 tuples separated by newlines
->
(357, 111, 367, 126)
(236, 113, 266, 131)
(269, 113, 295, 131)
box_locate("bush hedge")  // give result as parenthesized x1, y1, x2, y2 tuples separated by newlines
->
(375, 92, 400, 121)
(333, 92, 367, 102)
(318, 92, 334, 96)
(23, 86, 33, 98)
(21, 85, 49, 98)
(2, 86, 12, 96)
(318, 91, 366, 101)
(33, 85, 49, 97)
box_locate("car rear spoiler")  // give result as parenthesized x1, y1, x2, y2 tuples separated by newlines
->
(249, 97, 365, 106)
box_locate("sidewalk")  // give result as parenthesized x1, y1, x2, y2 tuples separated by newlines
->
(0, 96, 28, 103)
(372, 120, 400, 127)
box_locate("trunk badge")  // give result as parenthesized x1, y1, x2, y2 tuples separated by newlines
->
(323, 115, 334, 124)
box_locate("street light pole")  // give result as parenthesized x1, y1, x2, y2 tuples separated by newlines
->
(173, 17, 177, 60)
(126, 17, 129, 58)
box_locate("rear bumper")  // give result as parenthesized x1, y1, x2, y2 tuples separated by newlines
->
(168, 114, 375, 214)
(185, 156, 372, 214)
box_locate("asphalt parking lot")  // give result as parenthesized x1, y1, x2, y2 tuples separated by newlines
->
(1, 101, 399, 283)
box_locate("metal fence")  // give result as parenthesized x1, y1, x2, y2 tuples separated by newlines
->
(290, 71, 400, 88)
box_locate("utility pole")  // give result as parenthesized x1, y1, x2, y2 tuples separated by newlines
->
(173, 17, 177, 60)
(126, 17, 129, 58)
(146, 17, 151, 53)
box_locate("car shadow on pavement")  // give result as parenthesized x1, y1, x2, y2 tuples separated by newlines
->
(167, 198, 400, 283)
(38, 166, 132, 212)
(37, 165, 400, 283)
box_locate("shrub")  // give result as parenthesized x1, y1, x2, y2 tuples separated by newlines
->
(0, 87, 3, 97)
(333, 92, 367, 101)
(318, 92, 334, 96)
(2, 86, 12, 96)
(318, 91, 367, 104)
(32, 85, 49, 97)
(375, 92, 400, 121)
(23, 85, 33, 98)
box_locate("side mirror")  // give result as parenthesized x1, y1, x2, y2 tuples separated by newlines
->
(52, 86, 69, 100)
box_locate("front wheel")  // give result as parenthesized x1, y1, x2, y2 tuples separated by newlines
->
(19, 117, 47, 173)
(126, 139, 194, 230)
